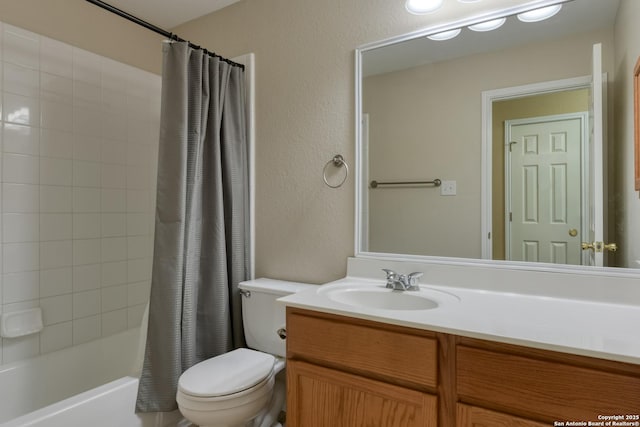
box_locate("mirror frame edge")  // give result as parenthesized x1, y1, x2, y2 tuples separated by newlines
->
(354, 0, 640, 279)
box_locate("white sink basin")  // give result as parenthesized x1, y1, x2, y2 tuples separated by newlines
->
(318, 282, 459, 311)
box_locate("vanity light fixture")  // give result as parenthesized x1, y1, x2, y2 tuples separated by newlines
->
(467, 17, 506, 32)
(405, 0, 444, 14)
(517, 4, 562, 23)
(427, 28, 462, 41)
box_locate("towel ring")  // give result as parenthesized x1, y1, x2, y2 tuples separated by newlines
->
(323, 155, 349, 188)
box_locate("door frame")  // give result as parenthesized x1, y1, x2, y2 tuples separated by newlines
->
(481, 75, 592, 260)
(504, 112, 589, 264)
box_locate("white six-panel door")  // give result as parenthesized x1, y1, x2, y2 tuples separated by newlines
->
(506, 114, 585, 265)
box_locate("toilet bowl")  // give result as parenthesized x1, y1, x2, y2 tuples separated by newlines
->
(176, 279, 314, 427)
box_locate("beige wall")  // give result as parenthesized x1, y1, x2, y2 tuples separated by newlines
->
(174, 0, 617, 283)
(0, 0, 163, 74)
(613, 0, 640, 268)
(361, 31, 608, 260)
(492, 89, 589, 260)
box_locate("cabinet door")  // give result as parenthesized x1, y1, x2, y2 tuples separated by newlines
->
(287, 360, 437, 427)
(457, 404, 547, 427)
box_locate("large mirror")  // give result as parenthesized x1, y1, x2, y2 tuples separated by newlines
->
(356, 0, 640, 270)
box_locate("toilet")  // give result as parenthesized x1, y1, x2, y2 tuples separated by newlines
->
(176, 278, 314, 427)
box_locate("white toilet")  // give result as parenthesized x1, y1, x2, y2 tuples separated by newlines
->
(176, 278, 314, 427)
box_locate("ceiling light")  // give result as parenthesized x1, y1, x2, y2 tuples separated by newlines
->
(458, 0, 482, 3)
(427, 28, 462, 41)
(517, 5, 562, 23)
(405, 0, 444, 14)
(468, 17, 506, 32)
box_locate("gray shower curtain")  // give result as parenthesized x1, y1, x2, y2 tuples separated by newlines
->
(136, 42, 249, 413)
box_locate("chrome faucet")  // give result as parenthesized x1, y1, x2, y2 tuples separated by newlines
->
(382, 269, 423, 291)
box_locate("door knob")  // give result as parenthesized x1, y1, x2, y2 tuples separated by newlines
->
(568, 229, 578, 237)
(581, 242, 617, 252)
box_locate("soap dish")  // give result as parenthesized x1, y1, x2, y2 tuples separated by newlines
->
(1, 308, 44, 338)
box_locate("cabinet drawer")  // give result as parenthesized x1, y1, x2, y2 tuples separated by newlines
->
(457, 345, 640, 421)
(287, 308, 438, 389)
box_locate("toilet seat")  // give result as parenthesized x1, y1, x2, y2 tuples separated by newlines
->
(178, 348, 276, 400)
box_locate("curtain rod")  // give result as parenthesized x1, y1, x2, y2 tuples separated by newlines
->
(84, 0, 244, 70)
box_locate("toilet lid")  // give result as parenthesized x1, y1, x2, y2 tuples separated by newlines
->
(178, 348, 275, 398)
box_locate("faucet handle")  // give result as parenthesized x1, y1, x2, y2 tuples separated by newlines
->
(381, 268, 398, 279)
(407, 272, 423, 285)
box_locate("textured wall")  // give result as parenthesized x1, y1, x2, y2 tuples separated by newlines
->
(175, 0, 541, 284)
(0, 0, 163, 74)
(613, 0, 640, 268)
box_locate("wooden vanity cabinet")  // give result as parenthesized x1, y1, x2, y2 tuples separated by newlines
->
(286, 308, 640, 427)
(286, 308, 439, 427)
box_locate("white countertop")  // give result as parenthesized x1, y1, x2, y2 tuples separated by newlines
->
(279, 276, 640, 365)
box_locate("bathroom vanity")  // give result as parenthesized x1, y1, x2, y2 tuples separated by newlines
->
(280, 259, 640, 427)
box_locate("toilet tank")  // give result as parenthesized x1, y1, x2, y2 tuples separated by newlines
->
(239, 278, 315, 358)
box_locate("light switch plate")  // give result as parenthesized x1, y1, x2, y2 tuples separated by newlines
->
(441, 180, 456, 196)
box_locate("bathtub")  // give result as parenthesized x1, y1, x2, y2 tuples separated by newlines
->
(0, 328, 185, 427)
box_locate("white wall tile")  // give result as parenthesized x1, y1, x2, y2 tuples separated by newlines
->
(101, 164, 125, 189)
(101, 213, 126, 237)
(74, 81, 101, 109)
(4, 123, 39, 155)
(3, 271, 39, 303)
(101, 285, 126, 312)
(4, 63, 39, 97)
(40, 240, 72, 269)
(2, 334, 39, 364)
(72, 134, 101, 162)
(102, 112, 127, 142)
(3, 93, 40, 126)
(126, 165, 150, 189)
(3, 242, 39, 273)
(72, 187, 100, 213)
(72, 315, 100, 345)
(127, 258, 151, 283)
(101, 237, 126, 262)
(102, 89, 126, 114)
(127, 236, 151, 259)
(40, 129, 72, 159)
(72, 239, 100, 265)
(101, 142, 127, 165)
(40, 294, 72, 325)
(73, 108, 102, 137)
(101, 189, 126, 213)
(127, 213, 150, 236)
(40, 36, 73, 78)
(101, 260, 126, 287)
(40, 267, 72, 298)
(2, 183, 39, 213)
(40, 321, 72, 354)
(72, 264, 100, 292)
(73, 161, 100, 187)
(3, 154, 39, 184)
(73, 213, 100, 239)
(3, 213, 39, 243)
(3, 24, 40, 69)
(126, 144, 150, 167)
(127, 304, 146, 329)
(126, 190, 150, 213)
(40, 158, 72, 186)
(101, 57, 127, 92)
(40, 185, 72, 213)
(40, 213, 72, 241)
(40, 100, 73, 132)
(73, 289, 100, 319)
(127, 281, 150, 306)
(40, 72, 73, 104)
(72, 48, 101, 85)
(101, 308, 127, 336)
